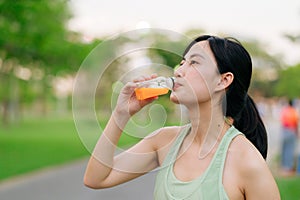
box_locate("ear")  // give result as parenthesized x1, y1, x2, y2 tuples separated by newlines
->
(215, 72, 234, 92)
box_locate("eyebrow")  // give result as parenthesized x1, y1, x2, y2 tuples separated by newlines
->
(184, 53, 206, 60)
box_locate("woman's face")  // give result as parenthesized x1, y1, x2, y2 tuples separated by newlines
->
(170, 41, 221, 105)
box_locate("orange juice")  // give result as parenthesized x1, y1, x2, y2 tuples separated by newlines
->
(135, 87, 169, 100)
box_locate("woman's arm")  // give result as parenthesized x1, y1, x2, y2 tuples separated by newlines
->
(84, 114, 160, 189)
(84, 77, 160, 189)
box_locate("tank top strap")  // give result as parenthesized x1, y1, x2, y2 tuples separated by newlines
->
(161, 124, 192, 168)
(205, 125, 243, 184)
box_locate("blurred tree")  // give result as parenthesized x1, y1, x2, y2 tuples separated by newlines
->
(0, 1, 98, 124)
(275, 13, 300, 99)
(284, 33, 300, 43)
(148, 30, 199, 69)
(275, 63, 300, 99)
(0, 1, 69, 64)
(243, 39, 283, 97)
(0, 0, 97, 73)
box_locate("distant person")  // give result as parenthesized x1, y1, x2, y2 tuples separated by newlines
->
(84, 35, 280, 199)
(280, 99, 299, 175)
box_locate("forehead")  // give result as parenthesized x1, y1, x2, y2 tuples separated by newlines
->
(185, 41, 216, 63)
(191, 41, 210, 51)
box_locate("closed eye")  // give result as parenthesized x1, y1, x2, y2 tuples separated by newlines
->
(189, 60, 200, 65)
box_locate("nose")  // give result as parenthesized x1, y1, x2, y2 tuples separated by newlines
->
(174, 65, 184, 78)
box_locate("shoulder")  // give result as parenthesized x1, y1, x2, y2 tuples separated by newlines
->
(145, 124, 189, 165)
(225, 134, 280, 199)
(146, 124, 189, 150)
(227, 133, 267, 173)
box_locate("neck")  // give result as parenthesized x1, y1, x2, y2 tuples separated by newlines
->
(186, 100, 229, 147)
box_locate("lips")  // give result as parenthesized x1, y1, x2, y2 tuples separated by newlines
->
(173, 82, 182, 90)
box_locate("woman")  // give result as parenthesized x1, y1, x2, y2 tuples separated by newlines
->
(84, 35, 280, 199)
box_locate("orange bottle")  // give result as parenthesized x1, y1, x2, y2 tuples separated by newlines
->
(134, 77, 175, 100)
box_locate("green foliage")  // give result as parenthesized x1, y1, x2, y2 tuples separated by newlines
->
(151, 48, 183, 69)
(0, 1, 69, 63)
(237, 39, 282, 97)
(0, 0, 99, 73)
(0, 1, 100, 124)
(250, 69, 278, 97)
(275, 64, 300, 98)
(148, 33, 188, 68)
(243, 40, 283, 70)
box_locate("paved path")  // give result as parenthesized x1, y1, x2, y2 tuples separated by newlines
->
(0, 117, 280, 200)
(0, 159, 157, 200)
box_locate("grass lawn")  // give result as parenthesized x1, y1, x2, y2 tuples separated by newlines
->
(276, 176, 300, 200)
(0, 117, 140, 181)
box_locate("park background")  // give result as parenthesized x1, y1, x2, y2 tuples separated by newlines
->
(0, 0, 300, 199)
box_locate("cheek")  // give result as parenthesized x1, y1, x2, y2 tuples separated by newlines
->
(190, 72, 210, 91)
(188, 71, 216, 101)
(194, 84, 211, 102)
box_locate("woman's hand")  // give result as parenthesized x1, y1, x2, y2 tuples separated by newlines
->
(114, 74, 158, 117)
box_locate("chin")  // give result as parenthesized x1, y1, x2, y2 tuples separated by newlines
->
(170, 93, 178, 103)
(170, 93, 180, 104)
(170, 91, 209, 107)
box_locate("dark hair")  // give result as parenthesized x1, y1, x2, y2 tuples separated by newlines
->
(183, 35, 268, 159)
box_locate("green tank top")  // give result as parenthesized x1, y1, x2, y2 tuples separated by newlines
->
(154, 124, 243, 200)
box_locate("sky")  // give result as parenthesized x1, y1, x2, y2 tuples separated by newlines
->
(68, 0, 300, 65)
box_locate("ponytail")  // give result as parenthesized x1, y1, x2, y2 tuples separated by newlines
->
(233, 95, 268, 159)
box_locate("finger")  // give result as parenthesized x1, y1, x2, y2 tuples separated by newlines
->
(144, 74, 158, 81)
(144, 74, 154, 81)
(133, 75, 147, 83)
(150, 73, 158, 79)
